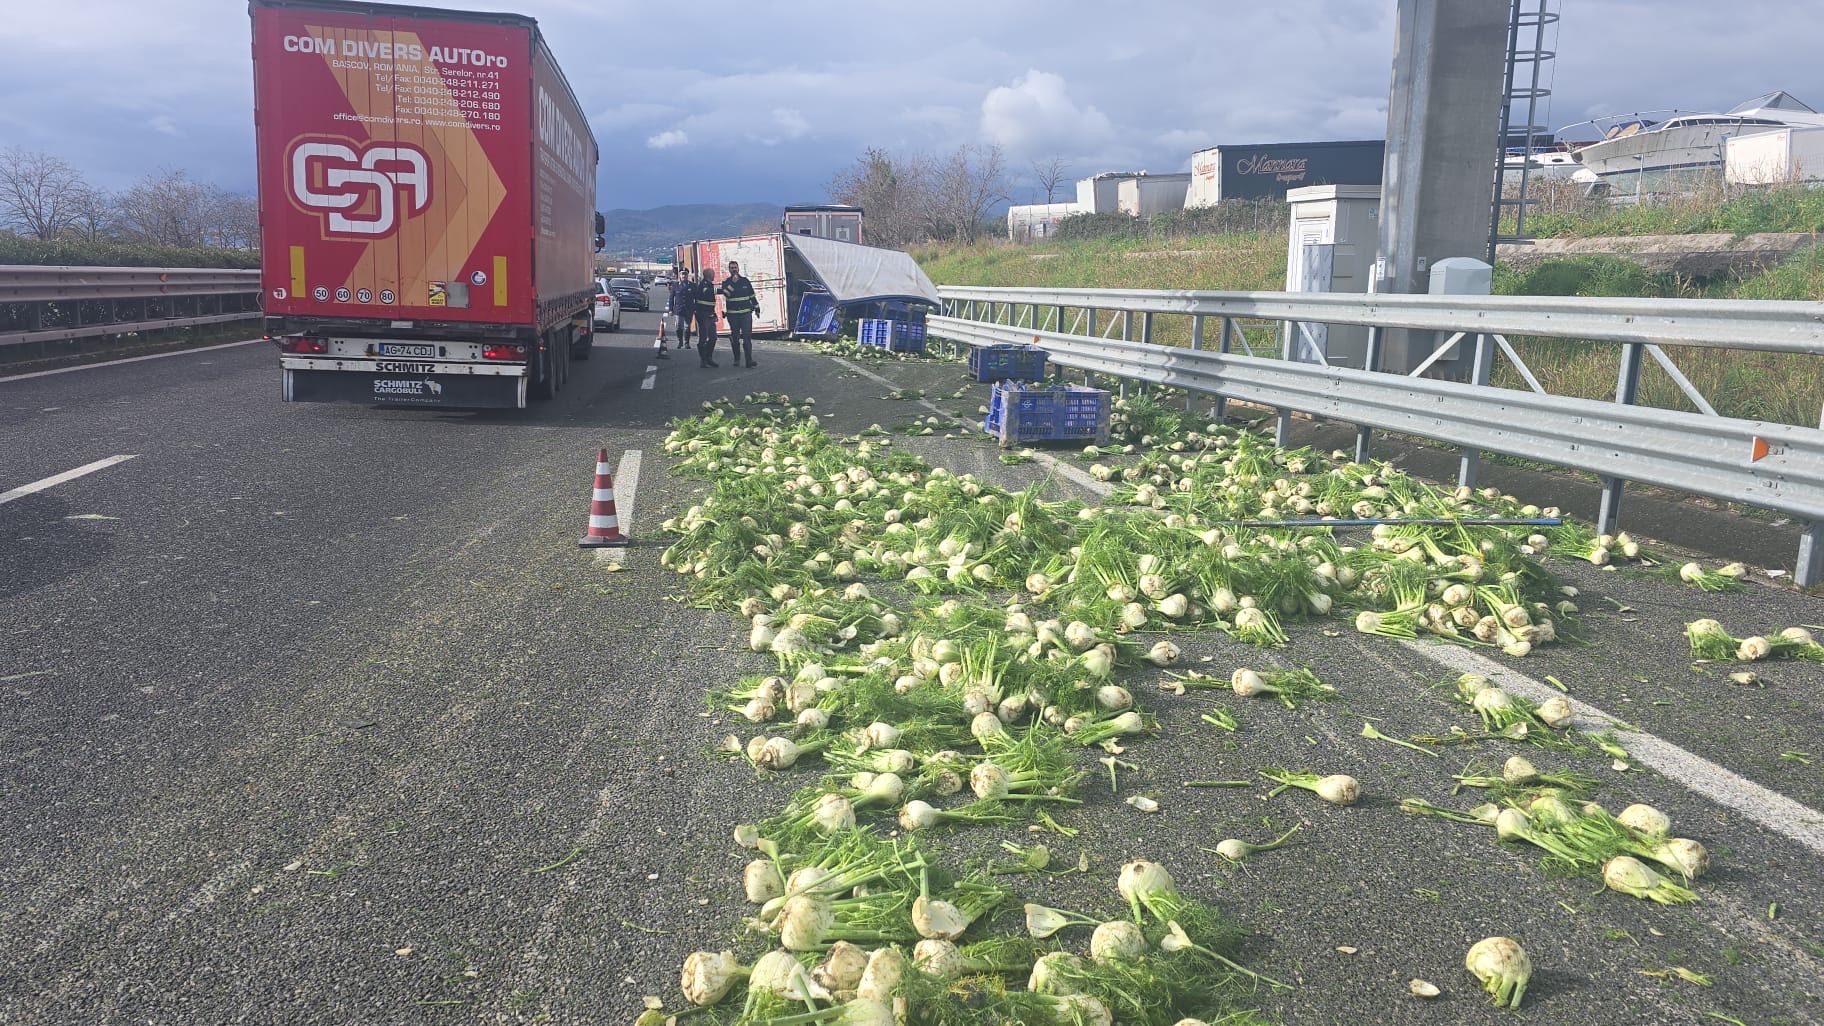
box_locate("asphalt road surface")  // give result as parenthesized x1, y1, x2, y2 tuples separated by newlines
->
(2, 303, 1822, 1026)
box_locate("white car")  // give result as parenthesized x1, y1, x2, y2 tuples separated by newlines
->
(593, 278, 622, 332)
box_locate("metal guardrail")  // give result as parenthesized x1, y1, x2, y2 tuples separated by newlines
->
(937, 285, 1824, 353)
(0, 265, 262, 352)
(931, 286, 1824, 586)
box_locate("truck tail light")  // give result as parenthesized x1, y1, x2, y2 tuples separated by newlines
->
(281, 335, 328, 354)
(482, 344, 527, 361)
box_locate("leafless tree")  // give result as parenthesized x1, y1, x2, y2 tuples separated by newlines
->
(115, 169, 214, 247)
(207, 191, 260, 249)
(1032, 155, 1071, 204)
(0, 146, 87, 239)
(925, 144, 1008, 245)
(63, 184, 120, 242)
(828, 147, 930, 249)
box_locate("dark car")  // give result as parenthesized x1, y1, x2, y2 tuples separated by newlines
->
(608, 276, 649, 311)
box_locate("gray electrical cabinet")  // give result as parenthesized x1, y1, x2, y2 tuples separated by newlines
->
(1282, 185, 1381, 368)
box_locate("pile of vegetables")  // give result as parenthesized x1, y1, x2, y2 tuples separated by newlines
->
(639, 391, 1732, 1022)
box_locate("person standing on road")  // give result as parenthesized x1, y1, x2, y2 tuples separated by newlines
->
(720, 260, 759, 368)
(693, 268, 721, 368)
(667, 268, 694, 349)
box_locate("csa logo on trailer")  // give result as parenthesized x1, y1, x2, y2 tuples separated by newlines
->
(288, 140, 432, 238)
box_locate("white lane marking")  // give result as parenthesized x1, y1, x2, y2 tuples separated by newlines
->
(593, 449, 642, 566)
(641, 364, 658, 390)
(0, 455, 138, 506)
(837, 358, 1111, 498)
(1409, 642, 1824, 855)
(0, 339, 261, 383)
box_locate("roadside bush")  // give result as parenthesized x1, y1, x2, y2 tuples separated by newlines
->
(1151, 200, 1288, 237)
(0, 235, 259, 269)
(1731, 248, 1824, 301)
(1050, 212, 1146, 242)
(1494, 255, 1680, 298)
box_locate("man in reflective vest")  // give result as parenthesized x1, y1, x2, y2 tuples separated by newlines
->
(667, 268, 694, 349)
(693, 268, 721, 368)
(719, 260, 759, 368)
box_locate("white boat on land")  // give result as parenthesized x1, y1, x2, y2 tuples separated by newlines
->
(1501, 148, 1581, 183)
(1563, 92, 1824, 195)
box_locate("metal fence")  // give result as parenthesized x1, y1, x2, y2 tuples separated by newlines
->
(0, 266, 262, 356)
(932, 285, 1824, 585)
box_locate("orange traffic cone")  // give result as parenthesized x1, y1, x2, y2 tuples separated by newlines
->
(578, 448, 629, 548)
(653, 319, 670, 359)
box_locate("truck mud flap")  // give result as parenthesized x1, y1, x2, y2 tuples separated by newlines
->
(284, 369, 526, 409)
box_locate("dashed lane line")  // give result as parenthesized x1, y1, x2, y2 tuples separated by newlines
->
(0, 339, 261, 383)
(0, 455, 138, 506)
(641, 364, 658, 390)
(593, 449, 642, 566)
(837, 358, 1112, 499)
(1409, 642, 1824, 856)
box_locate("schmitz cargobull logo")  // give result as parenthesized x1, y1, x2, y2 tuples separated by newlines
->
(289, 140, 431, 237)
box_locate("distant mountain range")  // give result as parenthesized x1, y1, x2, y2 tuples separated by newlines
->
(599, 203, 782, 259)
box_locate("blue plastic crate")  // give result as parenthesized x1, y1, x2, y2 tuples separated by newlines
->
(983, 382, 1110, 447)
(968, 343, 1048, 383)
(894, 321, 927, 352)
(858, 318, 926, 353)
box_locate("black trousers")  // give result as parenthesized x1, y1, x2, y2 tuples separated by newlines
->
(694, 311, 719, 364)
(727, 314, 753, 362)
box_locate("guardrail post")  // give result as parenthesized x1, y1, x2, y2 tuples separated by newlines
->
(1597, 342, 1645, 535)
(1798, 523, 1824, 588)
(1355, 326, 1381, 463)
(1187, 314, 1204, 414)
(1054, 304, 1065, 333)
(1084, 309, 1098, 389)
(1214, 316, 1233, 422)
(1117, 312, 1133, 399)
(1457, 333, 1494, 487)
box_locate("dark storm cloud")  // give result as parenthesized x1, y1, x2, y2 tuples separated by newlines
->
(1, 0, 1818, 208)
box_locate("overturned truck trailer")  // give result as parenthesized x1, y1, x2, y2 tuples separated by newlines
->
(673, 234, 939, 339)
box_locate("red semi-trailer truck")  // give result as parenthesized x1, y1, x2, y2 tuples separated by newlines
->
(251, 0, 600, 408)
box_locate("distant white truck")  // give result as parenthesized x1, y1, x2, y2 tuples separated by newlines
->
(1726, 126, 1824, 187)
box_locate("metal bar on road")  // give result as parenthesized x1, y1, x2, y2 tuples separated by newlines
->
(1214, 316, 1233, 421)
(1491, 332, 1548, 394)
(1597, 341, 1645, 535)
(1, 311, 257, 348)
(937, 283, 1824, 354)
(1645, 343, 1719, 417)
(0, 265, 260, 302)
(928, 315, 1824, 525)
(1355, 325, 1382, 463)
(1458, 333, 1494, 488)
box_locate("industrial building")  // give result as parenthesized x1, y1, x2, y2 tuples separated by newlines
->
(1185, 141, 1385, 206)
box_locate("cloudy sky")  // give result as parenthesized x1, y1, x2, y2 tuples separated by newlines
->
(1, 0, 1820, 210)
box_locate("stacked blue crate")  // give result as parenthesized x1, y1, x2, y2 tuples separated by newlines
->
(983, 382, 1110, 446)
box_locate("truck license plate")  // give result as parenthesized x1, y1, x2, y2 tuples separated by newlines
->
(377, 343, 436, 358)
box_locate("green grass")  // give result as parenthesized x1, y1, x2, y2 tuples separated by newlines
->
(1505, 180, 1824, 239)
(915, 231, 1287, 293)
(922, 234, 1824, 425)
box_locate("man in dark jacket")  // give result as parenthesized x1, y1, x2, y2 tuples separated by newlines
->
(692, 268, 720, 368)
(719, 260, 759, 368)
(667, 269, 694, 349)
